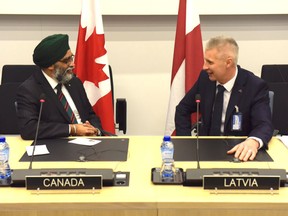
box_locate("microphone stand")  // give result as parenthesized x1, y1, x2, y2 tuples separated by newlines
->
(195, 95, 201, 169)
(29, 97, 45, 169)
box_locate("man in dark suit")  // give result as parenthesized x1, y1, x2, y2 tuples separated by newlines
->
(175, 36, 273, 161)
(16, 34, 103, 140)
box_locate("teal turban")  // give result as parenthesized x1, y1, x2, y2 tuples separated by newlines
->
(33, 34, 70, 68)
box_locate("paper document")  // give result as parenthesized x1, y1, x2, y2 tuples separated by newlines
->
(277, 136, 288, 149)
(68, 138, 101, 146)
(26, 145, 50, 156)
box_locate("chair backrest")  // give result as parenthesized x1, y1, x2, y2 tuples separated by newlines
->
(109, 65, 127, 134)
(116, 98, 127, 134)
(109, 65, 114, 107)
(268, 90, 274, 116)
(261, 64, 288, 83)
(0, 83, 21, 134)
(267, 83, 288, 135)
(1, 64, 40, 84)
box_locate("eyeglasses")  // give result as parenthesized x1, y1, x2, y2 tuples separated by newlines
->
(59, 55, 74, 64)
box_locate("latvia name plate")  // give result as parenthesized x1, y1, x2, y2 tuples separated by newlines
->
(26, 175, 102, 190)
(203, 175, 280, 190)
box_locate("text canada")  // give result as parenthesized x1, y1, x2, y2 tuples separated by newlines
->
(224, 178, 258, 188)
(43, 178, 85, 187)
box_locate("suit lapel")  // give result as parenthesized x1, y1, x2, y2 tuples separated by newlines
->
(35, 72, 71, 122)
(224, 67, 247, 129)
(204, 81, 217, 127)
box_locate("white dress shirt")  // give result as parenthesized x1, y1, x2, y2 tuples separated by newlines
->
(42, 71, 82, 124)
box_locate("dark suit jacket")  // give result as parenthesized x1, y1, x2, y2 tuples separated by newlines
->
(16, 70, 102, 140)
(175, 66, 273, 148)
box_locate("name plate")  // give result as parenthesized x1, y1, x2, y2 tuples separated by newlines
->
(203, 175, 280, 190)
(26, 175, 102, 190)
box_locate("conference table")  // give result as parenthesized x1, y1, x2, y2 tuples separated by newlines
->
(0, 135, 288, 216)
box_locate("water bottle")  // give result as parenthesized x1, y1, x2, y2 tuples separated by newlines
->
(160, 136, 175, 180)
(0, 137, 12, 186)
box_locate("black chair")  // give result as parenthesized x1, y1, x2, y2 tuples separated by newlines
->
(267, 83, 288, 135)
(109, 66, 127, 134)
(116, 98, 127, 134)
(261, 64, 288, 83)
(268, 91, 274, 117)
(261, 64, 288, 135)
(0, 83, 21, 134)
(1, 64, 40, 84)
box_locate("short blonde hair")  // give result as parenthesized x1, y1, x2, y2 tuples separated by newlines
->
(205, 36, 239, 64)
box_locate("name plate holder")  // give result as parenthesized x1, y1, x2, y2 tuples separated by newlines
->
(151, 167, 184, 185)
(25, 175, 102, 193)
(203, 175, 280, 194)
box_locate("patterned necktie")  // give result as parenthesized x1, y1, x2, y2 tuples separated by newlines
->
(55, 83, 77, 124)
(209, 85, 225, 135)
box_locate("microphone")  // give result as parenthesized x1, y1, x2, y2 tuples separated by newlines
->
(195, 94, 201, 169)
(28, 93, 46, 169)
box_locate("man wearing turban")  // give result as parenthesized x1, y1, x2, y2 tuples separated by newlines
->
(16, 34, 103, 140)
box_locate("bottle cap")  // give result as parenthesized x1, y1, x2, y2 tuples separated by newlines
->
(0, 137, 6, 142)
(163, 136, 171, 142)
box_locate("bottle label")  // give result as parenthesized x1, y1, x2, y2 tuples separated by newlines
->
(161, 151, 173, 160)
(161, 162, 175, 179)
(0, 153, 7, 162)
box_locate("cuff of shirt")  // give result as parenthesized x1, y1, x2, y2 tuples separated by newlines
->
(96, 128, 102, 136)
(247, 136, 263, 149)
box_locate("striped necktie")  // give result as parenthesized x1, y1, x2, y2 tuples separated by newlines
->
(55, 83, 77, 124)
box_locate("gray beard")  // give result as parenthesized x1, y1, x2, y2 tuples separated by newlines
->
(55, 67, 74, 84)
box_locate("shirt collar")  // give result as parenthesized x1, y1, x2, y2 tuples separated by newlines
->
(42, 70, 59, 90)
(217, 67, 238, 92)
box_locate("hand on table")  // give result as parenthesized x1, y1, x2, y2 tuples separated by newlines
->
(227, 139, 259, 162)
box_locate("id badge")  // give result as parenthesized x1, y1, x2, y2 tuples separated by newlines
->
(231, 112, 242, 131)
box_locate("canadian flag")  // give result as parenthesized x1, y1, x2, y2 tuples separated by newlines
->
(75, 0, 115, 134)
(165, 0, 204, 136)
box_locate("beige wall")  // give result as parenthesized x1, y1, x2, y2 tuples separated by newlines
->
(1, 0, 288, 15)
(1, 13, 288, 135)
